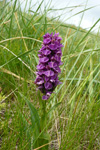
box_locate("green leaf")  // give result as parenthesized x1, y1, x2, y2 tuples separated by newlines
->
(39, 132, 51, 141)
(26, 99, 40, 130)
(9, 0, 17, 38)
(47, 102, 61, 115)
(19, 93, 40, 132)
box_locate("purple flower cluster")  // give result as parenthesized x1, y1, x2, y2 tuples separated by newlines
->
(34, 32, 63, 100)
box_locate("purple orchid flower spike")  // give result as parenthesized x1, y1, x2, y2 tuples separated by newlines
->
(34, 32, 63, 100)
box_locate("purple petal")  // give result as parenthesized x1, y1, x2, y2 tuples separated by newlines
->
(43, 38, 51, 44)
(54, 32, 59, 37)
(59, 61, 63, 65)
(48, 61, 57, 68)
(39, 57, 49, 63)
(44, 70, 54, 77)
(58, 81, 62, 85)
(38, 71, 44, 75)
(58, 43, 64, 48)
(35, 76, 44, 85)
(54, 79, 62, 86)
(44, 76, 50, 82)
(57, 37, 62, 41)
(46, 65, 50, 70)
(38, 85, 44, 93)
(51, 56, 56, 61)
(56, 49, 62, 56)
(46, 91, 52, 96)
(50, 75, 57, 82)
(50, 78, 55, 82)
(38, 54, 43, 58)
(42, 95, 49, 100)
(37, 64, 45, 70)
(42, 49, 51, 55)
(43, 33, 51, 39)
(44, 82, 53, 90)
(38, 46, 46, 52)
(49, 44, 57, 50)
(50, 32, 53, 37)
(53, 67, 61, 73)
(55, 80, 59, 86)
(38, 85, 44, 89)
(55, 55, 61, 62)
(51, 55, 61, 62)
(38, 49, 42, 53)
(37, 80, 44, 85)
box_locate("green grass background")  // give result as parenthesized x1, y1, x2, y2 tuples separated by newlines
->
(0, 0, 100, 149)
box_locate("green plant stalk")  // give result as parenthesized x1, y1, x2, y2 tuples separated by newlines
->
(39, 100, 49, 150)
(41, 100, 46, 131)
(37, 92, 49, 149)
(38, 92, 47, 131)
(89, 53, 93, 102)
